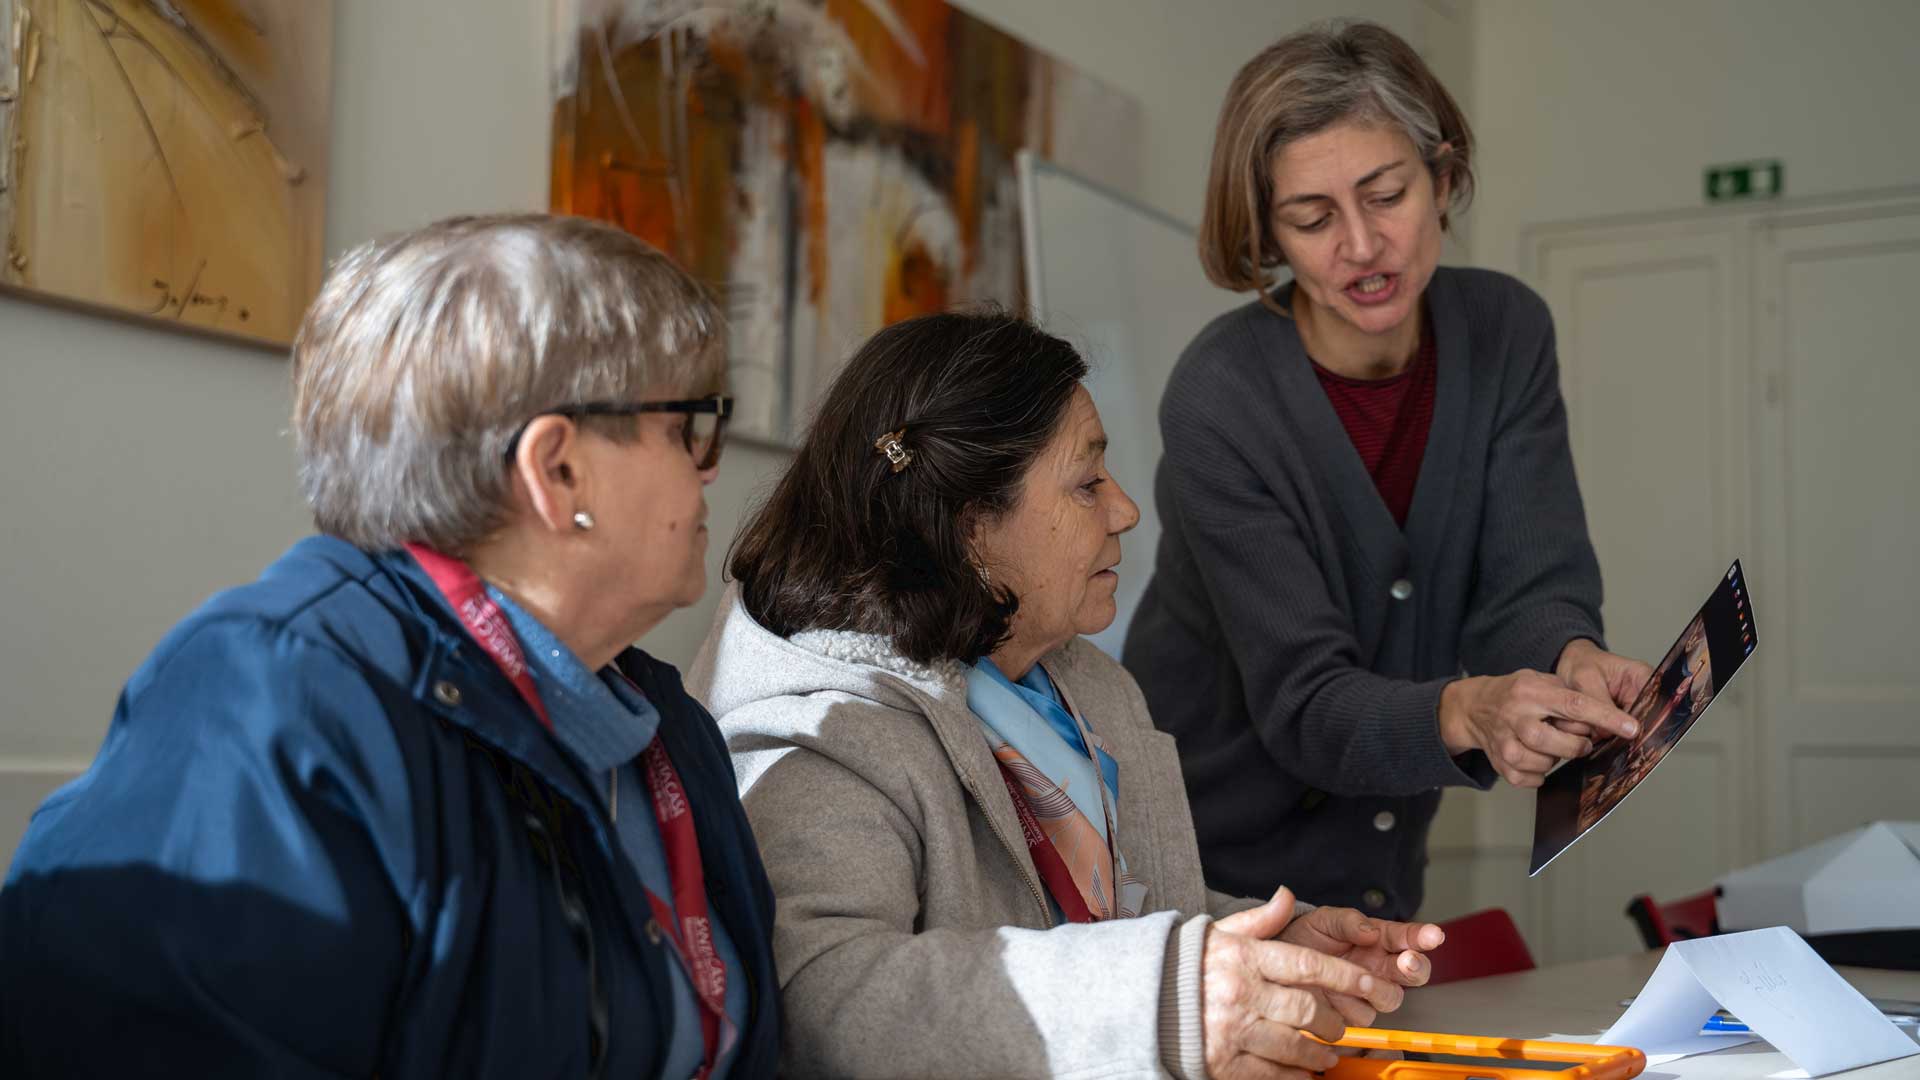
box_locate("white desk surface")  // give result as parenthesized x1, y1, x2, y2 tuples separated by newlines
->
(1389, 950, 1920, 1078)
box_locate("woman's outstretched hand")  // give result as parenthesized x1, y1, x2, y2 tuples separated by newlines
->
(1439, 670, 1640, 787)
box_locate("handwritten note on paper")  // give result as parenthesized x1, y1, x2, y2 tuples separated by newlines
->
(1603, 927, 1918, 1076)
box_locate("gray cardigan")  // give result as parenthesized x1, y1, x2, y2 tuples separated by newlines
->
(690, 588, 1267, 1078)
(1122, 267, 1605, 920)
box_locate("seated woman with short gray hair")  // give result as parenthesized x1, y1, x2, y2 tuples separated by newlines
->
(1, 214, 780, 1077)
(691, 310, 1444, 1079)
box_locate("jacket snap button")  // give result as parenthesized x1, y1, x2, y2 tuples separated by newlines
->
(1363, 888, 1388, 910)
(433, 680, 462, 707)
(1389, 578, 1414, 601)
(645, 918, 664, 945)
(1373, 811, 1396, 832)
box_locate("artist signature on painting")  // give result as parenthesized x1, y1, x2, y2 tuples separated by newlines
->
(145, 264, 251, 324)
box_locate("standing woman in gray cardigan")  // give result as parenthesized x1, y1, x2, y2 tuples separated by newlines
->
(1122, 21, 1652, 921)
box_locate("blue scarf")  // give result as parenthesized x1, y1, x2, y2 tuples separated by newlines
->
(969, 658, 1119, 839)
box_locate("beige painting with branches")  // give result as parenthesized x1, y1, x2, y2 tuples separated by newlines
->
(1, 0, 332, 345)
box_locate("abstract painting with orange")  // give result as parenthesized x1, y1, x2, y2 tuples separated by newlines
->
(550, 0, 1138, 444)
(0, 0, 333, 346)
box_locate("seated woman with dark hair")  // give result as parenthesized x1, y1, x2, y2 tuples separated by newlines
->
(690, 310, 1444, 1079)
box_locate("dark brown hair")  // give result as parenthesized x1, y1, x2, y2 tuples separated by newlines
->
(1199, 19, 1476, 307)
(729, 310, 1088, 665)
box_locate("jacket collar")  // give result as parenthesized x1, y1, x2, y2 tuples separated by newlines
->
(376, 545, 775, 987)
(288, 538, 777, 1052)
(695, 594, 1042, 917)
(878, 637, 1179, 925)
(355, 543, 623, 845)
(772, 626, 1008, 822)
(787, 626, 969, 691)
(714, 591, 1175, 922)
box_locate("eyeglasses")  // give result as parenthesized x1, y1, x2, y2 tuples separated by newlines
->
(505, 394, 733, 470)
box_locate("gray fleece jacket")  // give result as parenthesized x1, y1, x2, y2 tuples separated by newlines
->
(688, 588, 1272, 1079)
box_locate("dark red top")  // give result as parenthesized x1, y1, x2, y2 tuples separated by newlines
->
(1310, 324, 1437, 527)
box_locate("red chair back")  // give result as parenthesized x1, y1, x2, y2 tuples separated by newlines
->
(1625, 888, 1720, 949)
(1425, 907, 1536, 985)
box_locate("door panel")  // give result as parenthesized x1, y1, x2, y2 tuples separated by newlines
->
(1530, 222, 1754, 961)
(1754, 199, 1920, 853)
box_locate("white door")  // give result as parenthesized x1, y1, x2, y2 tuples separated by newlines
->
(1751, 196, 1920, 854)
(1500, 189, 1920, 963)
(1526, 219, 1758, 962)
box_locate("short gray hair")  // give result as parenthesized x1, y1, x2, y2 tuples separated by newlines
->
(1200, 19, 1476, 298)
(292, 213, 724, 552)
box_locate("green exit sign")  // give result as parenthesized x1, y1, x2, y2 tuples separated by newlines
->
(1706, 160, 1784, 202)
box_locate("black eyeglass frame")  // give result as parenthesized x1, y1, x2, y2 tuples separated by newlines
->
(504, 394, 733, 470)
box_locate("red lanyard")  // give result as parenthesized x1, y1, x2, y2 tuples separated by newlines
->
(407, 544, 551, 730)
(624, 677, 733, 1077)
(406, 544, 730, 1076)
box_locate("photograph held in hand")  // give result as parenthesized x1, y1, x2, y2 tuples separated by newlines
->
(1531, 561, 1758, 876)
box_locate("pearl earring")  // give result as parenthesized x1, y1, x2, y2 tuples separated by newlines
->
(573, 511, 595, 531)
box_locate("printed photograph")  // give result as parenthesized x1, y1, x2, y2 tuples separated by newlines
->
(1575, 613, 1714, 832)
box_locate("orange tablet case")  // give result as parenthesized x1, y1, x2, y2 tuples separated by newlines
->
(1319, 1028, 1647, 1080)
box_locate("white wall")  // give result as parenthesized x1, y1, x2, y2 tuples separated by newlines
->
(1469, 0, 1920, 279)
(0, 1, 1465, 873)
(1448, 0, 1920, 956)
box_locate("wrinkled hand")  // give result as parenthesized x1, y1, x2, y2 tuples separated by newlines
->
(1202, 888, 1399, 1079)
(1551, 639, 1656, 738)
(1279, 903, 1445, 1023)
(1439, 670, 1640, 788)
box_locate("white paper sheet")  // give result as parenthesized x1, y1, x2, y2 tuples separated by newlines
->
(1602, 927, 1919, 1076)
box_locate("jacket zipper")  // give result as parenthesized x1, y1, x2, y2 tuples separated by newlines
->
(884, 677, 1054, 926)
(961, 774, 1053, 925)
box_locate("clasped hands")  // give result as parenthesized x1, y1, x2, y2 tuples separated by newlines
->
(1202, 887, 1444, 1079)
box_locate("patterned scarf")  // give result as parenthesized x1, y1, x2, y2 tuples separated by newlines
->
(968, 659, 1147, 921)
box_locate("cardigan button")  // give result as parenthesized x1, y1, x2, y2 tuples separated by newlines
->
(1373, 810, 1397, 832)
(645, 917, 664, 945)
(1389, 578, 1414, 601)
(432, 680, 462, 707)
(1363, 888, 1388, 910)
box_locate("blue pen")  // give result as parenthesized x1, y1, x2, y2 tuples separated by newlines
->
(1702, 1016, 1750, 1034)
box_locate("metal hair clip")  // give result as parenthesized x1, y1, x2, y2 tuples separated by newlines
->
(874, 429, 914, 473)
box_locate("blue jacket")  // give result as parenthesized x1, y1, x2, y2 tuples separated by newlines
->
(0, 537, 781, 1078)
